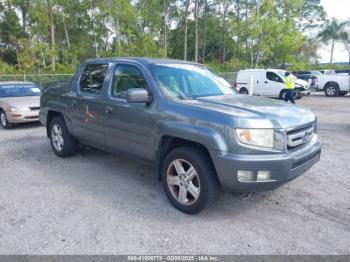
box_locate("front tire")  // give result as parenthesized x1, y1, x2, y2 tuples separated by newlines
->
(339, 91, 348, 96)
(161, 147, 220, 214)
(279, 90, 287, 100)
(49, 116, 77, 157)
(0, 110, 12, 129)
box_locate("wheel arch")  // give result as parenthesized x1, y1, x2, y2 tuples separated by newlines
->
(155, 135, 219, 183)
(46, 110, 64, 137)
(324, 81, 339, 88)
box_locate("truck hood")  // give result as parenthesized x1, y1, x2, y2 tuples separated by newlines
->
(191, 95, 315, 129)
(0, 96, 40, 108)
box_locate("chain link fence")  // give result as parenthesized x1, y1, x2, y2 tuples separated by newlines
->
(0, 72, 238, 87)
(0, 74, 73, 87)
(219, 72, 238, 84)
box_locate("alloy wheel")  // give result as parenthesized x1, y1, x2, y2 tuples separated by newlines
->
(1, 112, 7, 127)
(326, 86, 336, 96)
(51, 123, 64, 152)
(166, 159, 201, 205)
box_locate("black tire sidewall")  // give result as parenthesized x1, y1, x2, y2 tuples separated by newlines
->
(49, 116, 76, 157)
(240, 88, 248, 94)
(0, 110, 11, 129)
(325, 85, 339, 97)
(279, 90, 287, 100)
(161, 147, 219, 214)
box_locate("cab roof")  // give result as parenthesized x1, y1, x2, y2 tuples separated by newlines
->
(83, 57, 201, 66)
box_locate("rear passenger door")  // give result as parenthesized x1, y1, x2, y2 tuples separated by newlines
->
(104, 63, 156, 161)
(69, 63, 108, 148)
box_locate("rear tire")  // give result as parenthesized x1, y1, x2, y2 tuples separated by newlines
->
(161, 147, 220, 214)
(324, 84, 339, 97)
(239, 87, 249, 95)
(0, 110, 12, 129)
(49, 116, 77, 157)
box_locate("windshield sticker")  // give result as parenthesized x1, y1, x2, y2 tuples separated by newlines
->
(31, 88, 41, 93)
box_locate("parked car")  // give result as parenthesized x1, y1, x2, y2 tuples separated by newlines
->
(335, 69, 350, 75)
(235, 69, 311, 99)
(294, 74, 318, 91)
(40, 58, 321, 214)
(293, 70, 350, 96)
(0, 81, 41, 129)
(319, 69, 336, 75)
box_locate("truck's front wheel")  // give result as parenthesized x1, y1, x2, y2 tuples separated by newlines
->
(161, 147, 220, 214)
(49, 116, 77, 157)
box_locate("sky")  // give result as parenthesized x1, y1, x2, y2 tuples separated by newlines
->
(319, 0, 350, 63)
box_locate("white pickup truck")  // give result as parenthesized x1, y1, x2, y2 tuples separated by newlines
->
(293, 70, 350, 97)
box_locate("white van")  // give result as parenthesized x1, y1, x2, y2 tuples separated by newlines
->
(235, 69, 311, 99)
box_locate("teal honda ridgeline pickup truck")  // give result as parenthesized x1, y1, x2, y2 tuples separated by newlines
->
(40, 58, 321, 214)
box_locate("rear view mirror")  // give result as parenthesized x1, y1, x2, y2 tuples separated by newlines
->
(127, 88, 152, 103)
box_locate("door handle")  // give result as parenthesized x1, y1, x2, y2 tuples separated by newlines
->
(265, 81, 268, 83)
(105, 106, 113, 114)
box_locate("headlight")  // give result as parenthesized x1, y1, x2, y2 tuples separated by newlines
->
(9, 106, 30, 112)
(236, 128, 274, 148)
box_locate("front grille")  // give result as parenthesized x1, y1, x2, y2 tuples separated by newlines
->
(287, 123, 314, 150)
(29, 106, 40, 111)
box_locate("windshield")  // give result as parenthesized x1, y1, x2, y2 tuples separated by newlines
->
(275, 70, 297, 79)
(150, 63, 236, 100)
(0, 85, 41, 98)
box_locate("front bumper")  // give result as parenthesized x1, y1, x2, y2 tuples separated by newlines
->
(210, 137, 321, 192)
(301, 90, 311, 96)
(6, 110, 40, 123)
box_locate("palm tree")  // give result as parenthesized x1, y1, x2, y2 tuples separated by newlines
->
(318, 19, 349, 64)
(341, 31, 350, 64)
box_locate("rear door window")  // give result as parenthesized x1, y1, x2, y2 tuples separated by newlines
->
(80, 64, 109, 94)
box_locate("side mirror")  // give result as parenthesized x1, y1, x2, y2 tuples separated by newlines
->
(127, 88, 152, 104)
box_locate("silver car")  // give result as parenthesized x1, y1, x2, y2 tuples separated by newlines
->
(0, 81, 41, 129)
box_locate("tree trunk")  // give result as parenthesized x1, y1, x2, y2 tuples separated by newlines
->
(163, 0, 168, 57)
(62, 14, 70, 49)
(222, 5, 227, 65)
(254, 32, 264, 68)
(330, 37, 335, 64)
(21, 9, 27, 34)
(194, 0, 199, 63)
(236, 0, 240, 59)
(202, 0, 208, 63)
(47, 0, 55, 71)
(183, 0, 190, 60)
(245, 0, 248, 62)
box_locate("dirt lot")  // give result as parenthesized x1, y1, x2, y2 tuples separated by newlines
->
(0, 93, 349, 255)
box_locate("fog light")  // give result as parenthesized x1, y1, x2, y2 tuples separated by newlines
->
(238, 171, 256, 182)
(257, 171, 271, 181)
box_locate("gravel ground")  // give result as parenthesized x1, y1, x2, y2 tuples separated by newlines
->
(0, 93, 349, 255)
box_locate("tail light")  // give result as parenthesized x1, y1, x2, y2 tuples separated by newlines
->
(233, 81, 237, 88)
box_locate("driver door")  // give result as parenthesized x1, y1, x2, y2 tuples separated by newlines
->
(104, 63, 157, 161)
(263, 71, 284, 96)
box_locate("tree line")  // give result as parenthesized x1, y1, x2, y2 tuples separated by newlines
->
(0, 0, 349, 73)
